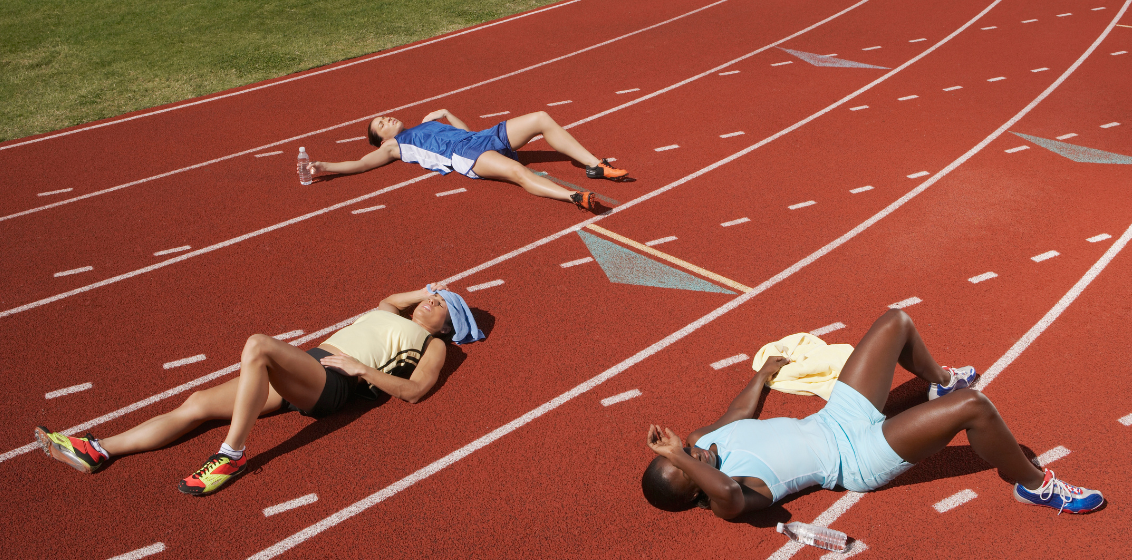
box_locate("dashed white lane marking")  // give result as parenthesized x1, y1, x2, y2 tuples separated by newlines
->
(862, 45, 882, 50)
(645, 236, 678, 246)
(546, 100, 572, 106)
(943, 85, 963, 91)
(1088, 233, 1112, 242)
(969, 271, 998, 283)
(721, 217, 750, 227)
(889, 296, 921, 309)
(605, 157, 617, 162)
(710, 354, 750, 370)
(479, 111, 510, 118)
(1094, 6, 1107, 10)
(1022, 18, 1038, 23)
(824, 53, 838, 57)
(720, 131, 745, 138)
(981, 26, 997, 30)
(163, 354, 206, 369)
(767, 492, 865, 560)
(107, 543, 165, 560)
(820, 541, 867, 560)
(719, 70, 740, 75)
(255, 151, 283, 158)
(272, 330, 304, 340)
(1057, 13, 1072, 17)
(788, 200, 816, 210)
(1032, 67, 1050, 72)
(1032, 250, 1059, 262)
(1005, 145, 1029, 153)
(336, 137, 365, 143)
(37, 188, 73, 197)
(655, 144, 680, 151)
(264, 493, 319, 517)
(1112, 50, 1128, 55)
(1100, 121, 1121, 128)
(1035, 445, 1070, 466)
(351, 205, 385, 214)
(1119, 412, 1132, 426)
(849, 105, 868, 111)
(1057, 133, 1078, 139)
(560, 257, 593, 268)
(907, 171, 930, 178)
(46, 382, 93, 399)
(771, 61, 793, 66)
(435, 188, 467, 197)
(810, 322, 846, 336)
(898, 95, 919, 100)
(850, 186, 873, 193)
(910, 37, 927, 42)
(934, 489, 978, 513)
(466, 279, 504, 292)
(615, 88, 640, 94)
(153, 245, 191, 256)
(54, 266, 93, 277)
(987, 76, 1006, 81)
(601, 389, 642, 406)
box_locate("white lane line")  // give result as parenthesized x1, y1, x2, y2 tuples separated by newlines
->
(788, 200, 816, 210)
(1094, 6, 1107, 10)
(849, 105, 869, 111)
(982, 26, 997, 29)
(719, 70, 741, 75)
(605, 157, 616, 162)
(645, 236, 678, 246)
(907, 171, 930, 178)
(910, 37, 927, 42)
(824, 53, 838, 57)
(336, 137, 365, 143)
(615, 88, 640, 94)
(720, 131, 745, 138)
(479, 111, 510, 118)
(107, 543, 166, 560)
(987, 76, 1006, 81)
(850, 186, 873, 193)
(1057, 13, 1072, 17)
(969, 271, 998, 283)
(810, 322, 846, 336)
(1100, 121, 1121, 128)
(889, 296, 922, 309)
(1057, 133, 1077, 139)
(1022, 18, 1038, 23)
(1032, 67, 1050, 72)
(163, 354, 206, 369)
(655, 144, 680, 151)
(820, 541, 868, 560)
(54, 266, 93, 277)
(721, 217, 750, 227)
(254, 151, 283, 158)
(264, 493, 319, 517)
(1119, 413, 1132, 426)
(710, 354, 750, 370)
(934, 489, 978, 513)
(1032, 250, 1059, 262)
(767, 492, 865, 560)
(153, 245, 191, 256)
(601, 389, 642, 407)
(560, 257, 593, 268)
(1035, 445, 1070, 466)
(1113, 50, 1129, 55)
(898, 95, 919, 100)
(351, 205, 385, 214)
(435, 188, 467, 197)
(1005, 145, 1029, 153)
(467, 279, 504, 292)
(272, 330, 304, 340)
(46, 383, 93, 399)
(546, 100, 572, 106)
(862, 45, 882, 50)
(771, 61, 793, 66)
(37, 188, 73, 197)
(943, 85, 963, 91)
(1088, 233, 1112, 242)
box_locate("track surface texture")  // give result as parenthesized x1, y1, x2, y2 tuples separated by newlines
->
(3, 0, 1130, 558)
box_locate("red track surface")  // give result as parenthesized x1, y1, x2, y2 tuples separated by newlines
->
(3, 0, 1130, 558)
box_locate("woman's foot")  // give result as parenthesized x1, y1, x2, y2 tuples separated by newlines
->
(1014, 469, 1104, 514)
(585, 159, 627, 179)
(927, 366, 978, 400)
(178, 452, 247, 496)
(571, 191, 597, 211)
(34, 426, 108, 474)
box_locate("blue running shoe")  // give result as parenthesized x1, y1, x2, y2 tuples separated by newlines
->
(1014, 469, 1104, 514)
(927, 366, 978, 400)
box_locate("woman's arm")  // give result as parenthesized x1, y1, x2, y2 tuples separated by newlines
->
(647, 426, 767, 518)
(422, 109, 470, 132)
(378, 282, 447, 315)
(688, 357, 790, 445)
(307, 143, 398, 175)
(319, 338, 446, 404)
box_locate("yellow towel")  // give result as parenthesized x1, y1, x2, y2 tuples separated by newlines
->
(752, 333, 854, 400)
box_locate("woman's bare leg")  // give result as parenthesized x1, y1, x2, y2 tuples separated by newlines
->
(837, 309, 952, 411)
(472, 151, 576, 201)
(505, 111, 601, 167)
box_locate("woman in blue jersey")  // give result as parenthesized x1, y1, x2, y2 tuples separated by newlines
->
(305, 109, 627, 211)
(644, 309, 1103, 516)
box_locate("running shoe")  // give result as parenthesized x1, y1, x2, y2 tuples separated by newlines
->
(927, 365, 978, 400)
(1014, 469, 1104, 514)
(571, 190, 597, 211)
(34, 426, 108, 474)
(178, 453, 247, 496)
(585, 159, 628, 180)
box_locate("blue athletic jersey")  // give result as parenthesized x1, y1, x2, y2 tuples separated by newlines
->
(394, 121, 517, 179)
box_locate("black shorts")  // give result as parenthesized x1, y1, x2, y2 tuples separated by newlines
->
(279, 348, 358, 419)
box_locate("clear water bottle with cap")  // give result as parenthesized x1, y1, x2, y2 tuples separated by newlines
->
(297, 147, 312, 185)
(776, 522, 847, 552)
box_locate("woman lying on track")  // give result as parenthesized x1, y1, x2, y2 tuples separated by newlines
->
(35, 283, 484, 496)
(303, 109, 627, 211)
(644, 309, 1103, 517)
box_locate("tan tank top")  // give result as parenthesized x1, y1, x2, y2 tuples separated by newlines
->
(323, 310, 432, 377)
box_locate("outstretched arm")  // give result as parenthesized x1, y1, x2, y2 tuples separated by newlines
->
(305, 143, 398, 176)
(422, 109, 470, 131)
(688, 356, 790, 445)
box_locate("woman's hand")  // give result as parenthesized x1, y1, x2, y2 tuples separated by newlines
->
(422, 109, 448, 123)
(757, 355, 791, 378)
(320, 354, 370, 377)
(647, 424, 685, 458)
(428, 282, 449, 293)
(297, 161, 328, 175)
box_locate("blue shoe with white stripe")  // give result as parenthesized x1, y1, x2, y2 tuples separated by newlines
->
(1014, 469, 1104, 514)
(927, 366, 978, 400)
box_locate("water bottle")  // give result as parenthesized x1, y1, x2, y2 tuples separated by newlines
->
(297, 147, 312, 185)
(776, 522, 847, 552)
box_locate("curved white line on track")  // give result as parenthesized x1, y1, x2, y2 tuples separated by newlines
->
(0, 0, 584, 152)
(0, 0, 730, 224)
(107, 543, 165, 560)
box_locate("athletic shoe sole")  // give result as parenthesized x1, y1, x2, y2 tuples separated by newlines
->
(34, 426, 97, 474)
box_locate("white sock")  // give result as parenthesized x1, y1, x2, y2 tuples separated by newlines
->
(89, 438, 109, 458)
(219, 443, 244, 460)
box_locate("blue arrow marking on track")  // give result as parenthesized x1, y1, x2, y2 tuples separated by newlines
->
(778, 48, 889, 69)
(577, 231, 735, 294)
(1013, 133, 1132, 164)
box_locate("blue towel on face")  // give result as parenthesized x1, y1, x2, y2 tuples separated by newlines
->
(427, 284, 485, 345)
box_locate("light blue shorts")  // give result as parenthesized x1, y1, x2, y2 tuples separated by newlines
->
(816, 381, 912, 492)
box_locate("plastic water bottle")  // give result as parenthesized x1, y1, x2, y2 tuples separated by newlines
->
(297, 147, 312, 185)
(776, 522, 847, 552)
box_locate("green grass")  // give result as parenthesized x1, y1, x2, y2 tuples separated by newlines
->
(0, 0, 557, 142)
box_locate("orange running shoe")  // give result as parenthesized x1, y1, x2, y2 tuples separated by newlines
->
(571, 191, 596, 211)
(585, 159, 628, 179)
(35, 426, 108, 474)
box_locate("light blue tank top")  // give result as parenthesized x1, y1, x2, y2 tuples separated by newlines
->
(694, 416, 841, 503)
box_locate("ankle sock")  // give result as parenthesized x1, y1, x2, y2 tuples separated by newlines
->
(89, 438, 109, 459)
(219, 443, 245, 460)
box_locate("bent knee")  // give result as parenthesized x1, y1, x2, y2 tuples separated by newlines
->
(241, 333, 275, 365)
(179, 391, 214, 420)
(955, 390, 996, 418)
(880, 308, 913, 330)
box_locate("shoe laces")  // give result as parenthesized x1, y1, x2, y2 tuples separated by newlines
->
(192, 456, 226, 479)
(1038, 470, 1082, 515)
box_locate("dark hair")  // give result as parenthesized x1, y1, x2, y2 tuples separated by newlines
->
(641, 456, 699, 512)
(367, 119, 385, 147)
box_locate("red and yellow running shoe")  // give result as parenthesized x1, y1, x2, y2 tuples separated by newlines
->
(178, 453, 247, 496)
(585, 158, 628, 180)
(34, 426, 108, 474)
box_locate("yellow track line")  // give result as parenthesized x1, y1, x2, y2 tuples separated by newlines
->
(585, 224, 753, 293)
